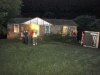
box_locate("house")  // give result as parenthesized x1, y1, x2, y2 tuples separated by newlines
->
(7, 17, 78, 38)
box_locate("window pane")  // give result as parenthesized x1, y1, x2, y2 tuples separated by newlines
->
(46, 26, 49, 33)
(14, 25, 19, 32)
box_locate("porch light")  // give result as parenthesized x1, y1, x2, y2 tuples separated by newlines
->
(30, 24, 38, 30)
(30, 24, 39, 34)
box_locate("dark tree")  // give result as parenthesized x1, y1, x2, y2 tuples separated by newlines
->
(73, 15, 96, 41)
(0, 0, 22, 39)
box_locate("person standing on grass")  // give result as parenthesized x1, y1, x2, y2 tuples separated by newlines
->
(32, 30, 38, 45)
(21, 31, 24, 43)
(30, 30, 33, 45)
(24, 30, 28, 44)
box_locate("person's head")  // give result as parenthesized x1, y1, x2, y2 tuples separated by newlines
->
(26, 30, 27, 32)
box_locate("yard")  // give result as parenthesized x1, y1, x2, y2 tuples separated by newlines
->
(0, 39, 100, 75)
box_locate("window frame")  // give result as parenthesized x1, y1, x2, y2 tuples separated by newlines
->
(45, 25, 50, 33)
(14, 24, 19, 33)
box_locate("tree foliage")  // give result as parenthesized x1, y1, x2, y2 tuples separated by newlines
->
(90, 19, 100, 31)
(73, 15, 96, 41)
(73, 15, 96, 31)
(0, 0, 22, 34)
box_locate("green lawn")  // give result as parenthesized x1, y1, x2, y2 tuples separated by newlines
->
(0, 39, 100, 75)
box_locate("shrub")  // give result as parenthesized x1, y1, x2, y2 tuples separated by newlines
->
(50, 33, 62, 42)
(62, 35, 77, 44)
(42, 33, 52, 42)
(42, 33, 77, 44)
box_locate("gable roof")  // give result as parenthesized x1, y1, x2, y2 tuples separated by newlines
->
(13, 18, 31, 24)
(44, 19, 77, 26)
(22, 17, 52, 25)
(11, 17, 78, 26)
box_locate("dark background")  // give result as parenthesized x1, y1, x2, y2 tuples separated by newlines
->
(21, 0, 100, 19)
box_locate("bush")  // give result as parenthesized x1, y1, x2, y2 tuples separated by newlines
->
(50, 33, 62, 42)
(42, 33, 52, 42)
(42, 33, 77, 44)
(62, 35, 77, 44)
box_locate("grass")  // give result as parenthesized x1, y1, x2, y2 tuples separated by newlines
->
(0, 39, 100, 75)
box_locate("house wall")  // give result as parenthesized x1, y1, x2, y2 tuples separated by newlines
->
(7, 24, 44, 39)
(50, 25, 77, 35)
(62, 26, 77, 35)
(7, 24, 77, 39)
(23, 24, 30, 31)
(7, 24, 22, 39)
(39, 25, 63, 36)
(39, 25, 45, 36)
(7, 32, 20, 38)
(50, 25, 63, 34)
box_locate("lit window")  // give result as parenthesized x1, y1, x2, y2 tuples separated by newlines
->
(45, 26, 50, 33)
(14, 24, 19, 32)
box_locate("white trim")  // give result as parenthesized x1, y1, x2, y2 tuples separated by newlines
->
(38, 25, 40, 36)
(14, 24, 19, 32)
(22, 17, 52, 25)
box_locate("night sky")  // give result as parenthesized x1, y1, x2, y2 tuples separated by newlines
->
(21, 0, 100, 19)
